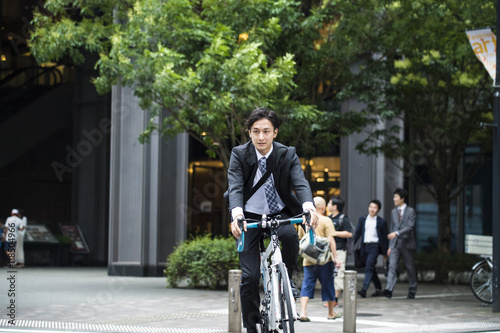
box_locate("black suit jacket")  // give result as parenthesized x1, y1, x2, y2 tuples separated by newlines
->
(353, 215, 389, 256)
(227, 141, 313, 216)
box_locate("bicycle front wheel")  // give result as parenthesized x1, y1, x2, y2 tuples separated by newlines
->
(278, 262, 295, 333)
(470, 261, 492, 304)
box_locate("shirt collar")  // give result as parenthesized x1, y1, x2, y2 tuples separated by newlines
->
(255, 144, 273, 160)
(399, 203, 407, 212)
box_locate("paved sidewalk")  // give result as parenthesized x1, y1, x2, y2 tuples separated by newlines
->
(0, 267, 499, 333)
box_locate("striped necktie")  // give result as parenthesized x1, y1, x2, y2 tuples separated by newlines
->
(258, 157, 280, 214)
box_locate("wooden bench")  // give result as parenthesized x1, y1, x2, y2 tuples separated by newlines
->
(465, 234, 492, 256)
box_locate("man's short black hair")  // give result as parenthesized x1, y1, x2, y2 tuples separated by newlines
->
(244, 107, 281, 131)
(329, 195, 345, 213)
(394, 188, 408, 202)
(370, 199, 382, 212)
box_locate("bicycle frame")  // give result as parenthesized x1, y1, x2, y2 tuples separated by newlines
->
(237, 213, 314, 332)
(472, 255, 493, 270)
(260, 227, 295, 330)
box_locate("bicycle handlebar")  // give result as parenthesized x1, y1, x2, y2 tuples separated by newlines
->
(236, 211, 314, 252)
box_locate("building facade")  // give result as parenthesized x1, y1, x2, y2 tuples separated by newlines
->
(0, 0, 493, 275)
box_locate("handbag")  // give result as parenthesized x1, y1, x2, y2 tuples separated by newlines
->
(299, 234, 331, 265)
(353, 237, 365, 268)
(354, 249, 365, 268)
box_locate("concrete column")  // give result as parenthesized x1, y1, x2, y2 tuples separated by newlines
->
(72, 56, 111, 265)
(340, 98, 374, 219)
(108, 85, 188, 276)
(341, 97, 402, 268)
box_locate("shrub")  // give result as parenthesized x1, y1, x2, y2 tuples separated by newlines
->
(413, 251, 477, 283)
(414, 251, 477, 272)
(165, 235, 240, 289)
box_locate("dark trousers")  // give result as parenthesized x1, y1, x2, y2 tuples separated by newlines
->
(239, 211, 299, 331)
(361, 243, 382, 291)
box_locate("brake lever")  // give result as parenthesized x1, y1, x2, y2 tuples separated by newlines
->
(304, 210, 315, 244)
(304, 210, 311, 225)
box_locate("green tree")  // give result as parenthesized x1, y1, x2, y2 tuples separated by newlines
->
(331, 0, 494, 281)
(29, 0, 365, 169)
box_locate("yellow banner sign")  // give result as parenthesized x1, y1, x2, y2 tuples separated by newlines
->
(466, 28, 497, 81)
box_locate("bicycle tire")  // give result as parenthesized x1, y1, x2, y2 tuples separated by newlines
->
(278, 262, 295, 333)
(470, 261, 492, 304)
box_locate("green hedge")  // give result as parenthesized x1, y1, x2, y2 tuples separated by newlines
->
(414, 251, 477, 272)
(164, 235, 240, 289)
(412, 251, 478, 283)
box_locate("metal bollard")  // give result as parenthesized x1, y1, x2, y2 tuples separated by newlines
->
(228, 270, 242, 333)
(343, 270, 357, 333)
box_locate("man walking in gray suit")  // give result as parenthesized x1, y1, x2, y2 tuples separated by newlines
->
(383, 188, 417, 299)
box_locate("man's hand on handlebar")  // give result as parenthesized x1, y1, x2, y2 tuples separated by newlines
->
(231, 215, 245, 239)
(305, 209, 318, 229)
(302, 209, 318, 229)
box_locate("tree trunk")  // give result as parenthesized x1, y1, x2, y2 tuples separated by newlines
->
(435, 196, 452, 282)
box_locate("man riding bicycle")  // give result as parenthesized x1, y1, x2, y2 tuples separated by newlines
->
(228, 107, 318, 333)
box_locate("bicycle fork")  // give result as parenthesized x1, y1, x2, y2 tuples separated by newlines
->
(271, 250, 298, 325)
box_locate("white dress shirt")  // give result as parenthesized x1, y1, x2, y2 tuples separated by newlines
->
(364, 215, 379, 243)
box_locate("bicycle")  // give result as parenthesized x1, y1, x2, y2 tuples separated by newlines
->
(470, 255, 493, 304)
(237, 211, 314, 333)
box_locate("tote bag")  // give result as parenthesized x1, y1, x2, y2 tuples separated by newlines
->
(299, 235, 331, 265)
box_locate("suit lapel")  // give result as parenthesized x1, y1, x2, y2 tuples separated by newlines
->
(268, 142, 286, 195)
(267, 143, 277, 173)
(392, 208, 399, 230)
(244, 141, 257, 171)
(400, 207, 407, 227)
(375, 216, 381, 238)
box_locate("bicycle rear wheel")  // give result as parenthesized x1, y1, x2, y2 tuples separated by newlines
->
(278, 262, 295, 333)
(470, 261, 492, 304)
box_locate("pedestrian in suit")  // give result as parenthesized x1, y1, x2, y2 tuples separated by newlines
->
(353, 200, 388, 298)
(383, 188, 418, 299)
(228, 107, 318, 333)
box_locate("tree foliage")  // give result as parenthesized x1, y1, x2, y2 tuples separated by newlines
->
(30, 0, 366, 168)
(29, 1, 494, 280)
(330, 0, 495, 279)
